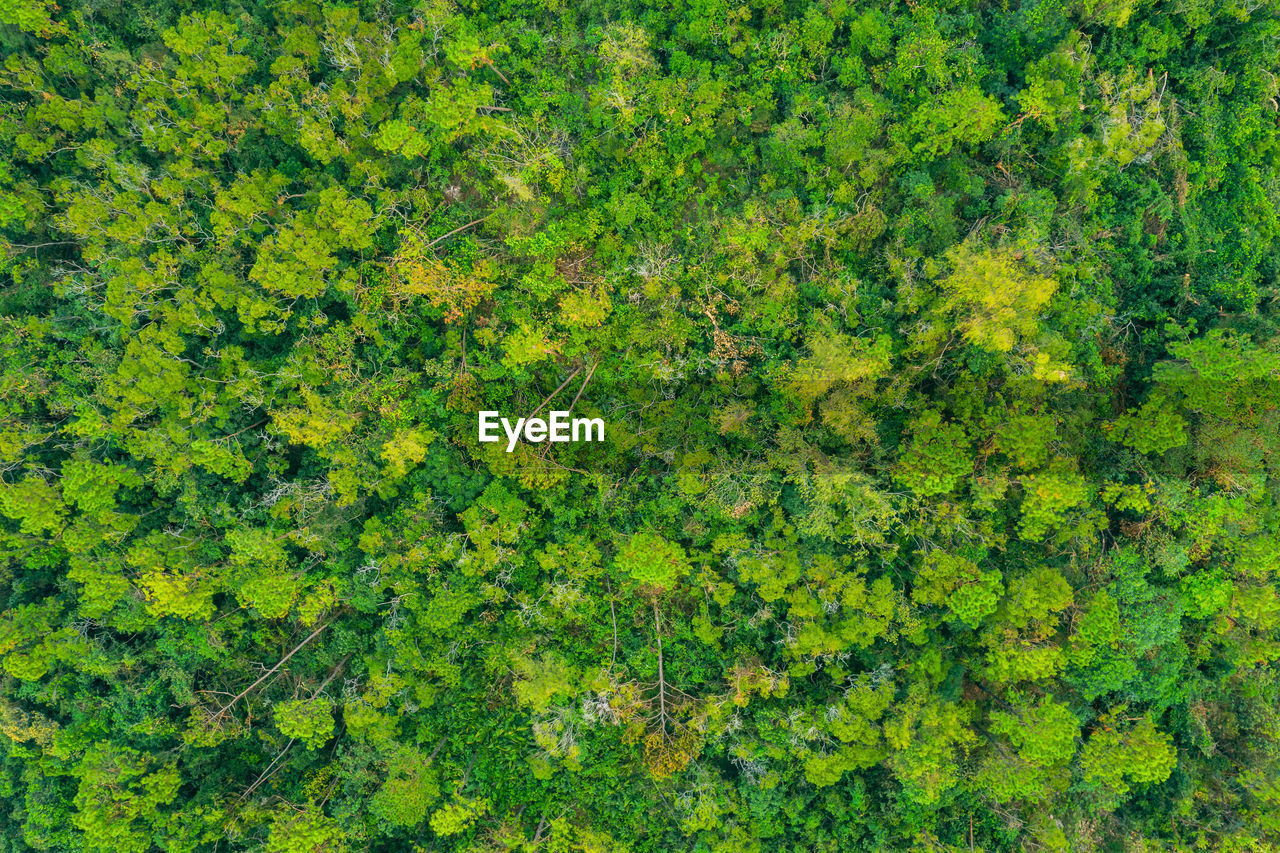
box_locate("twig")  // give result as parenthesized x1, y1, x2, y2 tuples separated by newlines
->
(309, 654, 352, 699)
(534, 361, 597, 460)
(485, 60, 510, 85)
(460, 748, 480, 788)
(567, 361, 599, 413)
(213, 621, 331, 719)
(605, 577, 618, 672)
(4, 240, 78, 250)
(427, 215, 490, 249)
(216, 419, 268, 443)
(654, 602, 667, 729)
(525, 367, 582, 419)
(317, 773, 341, 809)
(239, 738, 295, 801)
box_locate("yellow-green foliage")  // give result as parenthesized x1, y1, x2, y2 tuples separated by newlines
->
(615, 532, 690, 591)
(274, 698, 335, 749)
(370, 746, 440, 829)
(265, 810, 344, 853)
(512, 653, 580, 712)
(429, 796, 489, 837)
(1079, 715, 1177, 800)
(1019, 471, 1089, 540)
(0, 1, 1276, 850)
(935, 243, 1058, 354)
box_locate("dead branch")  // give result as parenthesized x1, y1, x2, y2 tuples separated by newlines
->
(213, 621, 331, 720)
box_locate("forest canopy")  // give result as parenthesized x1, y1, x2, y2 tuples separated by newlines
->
(2, 0, 1280, 850)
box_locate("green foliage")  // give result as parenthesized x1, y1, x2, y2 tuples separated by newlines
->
(369, 746, 440, 829)
(615, 532, 689, 591)
(1078, 715, 1177, 801)
(430, 796, 489, 837)
(0, 477, 65, 534)
(883, 685, 977, 806)
(71, 746, 183, 853)
(264, 810, 344, 853)
(1108, 396, 1188, 455)
(1003, 566, 1074, 629)
(0, 0, 1277, 849)
(979, 693, 1081, 804)
(933, 242, 1059, 357)
(914, 550, 1004, 627)
(993, 414, 1057, 470)
(511, 654, 580, 713)
(274, 698, 335, 749)
(0, 0, 62, 35)
(894, 411, 973, 496)
(948, 570, 1004, 629)
(1019, 470, 1089, 541)
(991, 695, 1080, 768)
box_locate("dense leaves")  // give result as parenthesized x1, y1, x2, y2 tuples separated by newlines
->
(2, 0, 1280, 850)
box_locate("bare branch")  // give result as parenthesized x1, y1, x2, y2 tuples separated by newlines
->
(213, 621, 331, 720)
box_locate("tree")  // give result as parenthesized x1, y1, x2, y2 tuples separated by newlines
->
(1, 0, 1277, 848)
(932, 243, 1059, 358)
(615, 532, 689, 592)
(1078, 715, 1177, 803)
